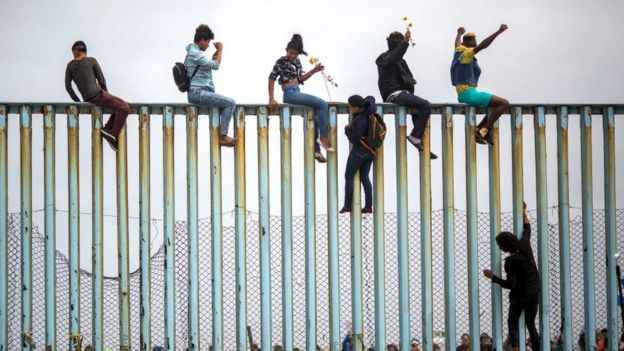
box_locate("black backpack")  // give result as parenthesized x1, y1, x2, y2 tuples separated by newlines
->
(172, 62, 199, 92)
(362, 112, 387, 150)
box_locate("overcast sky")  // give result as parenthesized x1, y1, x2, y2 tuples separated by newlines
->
(1, 0, 623, 274)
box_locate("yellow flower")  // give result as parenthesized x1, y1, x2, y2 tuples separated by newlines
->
(408, 22, 413, 27)
(403, 16, 408, 21)
(309, 57, 319, 64)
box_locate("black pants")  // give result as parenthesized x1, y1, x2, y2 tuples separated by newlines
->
(343, 148, 374, 208)
(508, 293, 540, 351)
(392, 92, 431, 139)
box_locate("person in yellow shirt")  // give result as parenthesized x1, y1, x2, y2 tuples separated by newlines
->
(451, 25, 510, 145)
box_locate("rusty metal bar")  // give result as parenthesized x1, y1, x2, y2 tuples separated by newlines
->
(43, 105, 57, 351)
(0, 105, 7, 351)
(162, 106, 176, 350)
(235, 106, 248, 351)
(67, 105, 81, 351)
(138, 106, 151, 351)
(91, 106, 104, 351)
(187, 106, 200, 351)
(442, 106, 456, 351)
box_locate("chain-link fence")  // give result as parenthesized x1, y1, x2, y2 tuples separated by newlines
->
(5, 208, 623, 350)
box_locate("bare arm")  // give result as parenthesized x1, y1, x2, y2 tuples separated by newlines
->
(268, 79, 277, 111)
(300, 64, 324, 83)
(455, 27, 465, 48)
(212, 42, 223, 65)
(474, 24, 508, 54)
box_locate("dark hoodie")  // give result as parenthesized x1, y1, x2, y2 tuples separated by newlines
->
(492, 223, 540, 298)
(345, 96, 376, 155)
(375, 41, 415, 101)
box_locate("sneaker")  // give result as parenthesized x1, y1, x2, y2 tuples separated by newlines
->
(407, 136, 438, 160)
(475, 128, 488, 145)
(317, 137, 335, 152)
(339, 206, 351, 214)
(362, 207, 373, 214)
(219, 135, 236, 147)
(101, 130, 118, 152)
(314, 151, 327, 163)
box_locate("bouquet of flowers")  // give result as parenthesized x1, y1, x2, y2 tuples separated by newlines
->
(402, 16, 415, 47)
(309, 56, 338, 100)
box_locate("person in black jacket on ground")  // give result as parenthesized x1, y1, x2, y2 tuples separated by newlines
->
(484, 202, 540, 351)
(340, 95, 377, 214)
(376, 29, 437, 159)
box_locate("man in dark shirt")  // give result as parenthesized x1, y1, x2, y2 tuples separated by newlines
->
(484, 202, 541, 351)
(376, 29, 437, 159)
(65, 41, 129, 151)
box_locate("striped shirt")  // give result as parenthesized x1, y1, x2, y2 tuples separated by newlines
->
(184, 43, 220, 91)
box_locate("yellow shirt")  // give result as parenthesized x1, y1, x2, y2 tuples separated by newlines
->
(455, 45, 476, 94)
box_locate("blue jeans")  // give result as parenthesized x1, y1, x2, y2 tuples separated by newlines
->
(188, 87, 235, 136)
(343, 147, 374, 208)
(283, 85, 328, 152)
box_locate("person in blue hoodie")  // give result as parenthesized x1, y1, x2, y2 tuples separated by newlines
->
(451, 25, 510, 145)
(185, 24, 236, 147)
(340, 95, 377, 214)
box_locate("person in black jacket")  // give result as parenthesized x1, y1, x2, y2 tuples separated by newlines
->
(376, 29, 437, 159)
(340, 95, 377, 214)
(484, 202, 540, 351)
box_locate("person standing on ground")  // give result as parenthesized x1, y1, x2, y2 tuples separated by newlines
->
(268, 33, 334, 163)
(376, 28, 438, 159)
(451, 25, 510, 145)
(185, 24, 237, 147)
(65, 40, 129, 151)
(484, 202, 541, 351)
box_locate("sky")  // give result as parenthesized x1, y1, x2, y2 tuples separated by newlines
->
(0, 0, 623, 275)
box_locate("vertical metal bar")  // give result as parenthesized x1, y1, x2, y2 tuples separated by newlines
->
(510, 106, 525, 351)
(534, 107, 550, 348)
(602, 106, 618, 351)
(67, 105, 81, 351)
(488, 118, 503, 351)
(580, 107, 595, 351)
(162, 106, 176, 350)
(91, 106, 104, 351)
(257, 107, 272, 351)
(349, 112, 363, 351)
(279, 107, 293, 351)
(0, 105, 7, 351)
(326, 106, 341, 351)
(20, 105, 33, 351)
(303, 108, 317, 351)
(117, 122, 131, 351)
(464, 107, 480, 351)
(43, 105, 57, 351)
(441, 106, 456, 351)
(211, 106, 224, 351)
(420, 118, 433, 351)
(138, 106, 151, 351)
(373, 106, 386, 351)
(395, 106, 410, 351)
(187, 106, 200, 351)
(556, 107, 572, 351)
(235, 107, 248, 351)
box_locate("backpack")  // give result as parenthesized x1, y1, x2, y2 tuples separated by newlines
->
(172, 62, 199, 92)
(361, 112, 387, 150)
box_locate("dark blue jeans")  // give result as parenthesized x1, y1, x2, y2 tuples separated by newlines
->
(343, 148, 374, 209)
(392, 92, 431, 139)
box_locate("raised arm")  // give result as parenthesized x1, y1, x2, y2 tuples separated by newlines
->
(375, 31, 410, 66)
(455, 27, 465, 48)
(299, 63, 323, 83)
(212, 42, 223, 65)
(521, 201, 532, 243)
(474, 24, 508, 54)
(64, 66, 81, 102)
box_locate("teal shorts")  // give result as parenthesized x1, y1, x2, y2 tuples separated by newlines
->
(457, 88, 492, 109)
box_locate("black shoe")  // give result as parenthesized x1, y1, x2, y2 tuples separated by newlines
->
(475, 129, 488, 145)
(101, 130, 118, 152)
(314, 151, 327, 163)
(339, 206, 351, 214)
(484, 129, 495, 145)
(407, 135, 438, 159)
